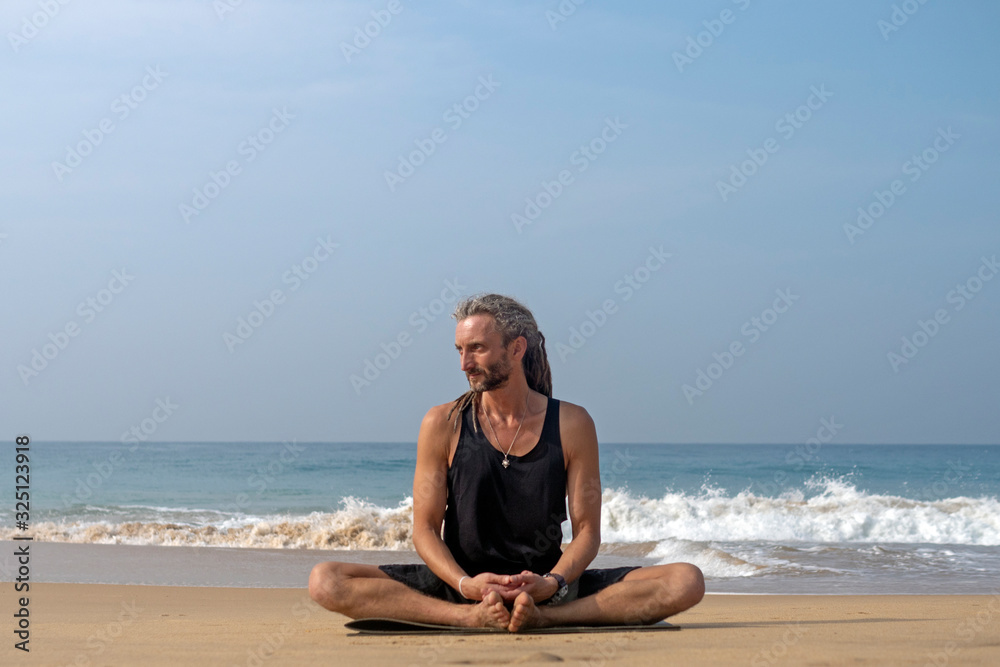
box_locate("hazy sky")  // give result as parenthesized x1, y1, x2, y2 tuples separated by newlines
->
(3, 0, 998, 444)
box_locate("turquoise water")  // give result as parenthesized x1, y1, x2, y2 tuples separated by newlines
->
(15, 442, 1000, 512)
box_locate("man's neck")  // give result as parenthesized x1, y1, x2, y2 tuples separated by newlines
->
(480, 380, 532, 423)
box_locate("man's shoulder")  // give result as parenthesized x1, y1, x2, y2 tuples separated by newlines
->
(553, 398, 597, 455)
(416, 400, 463, 460)
(553, 398, 594, 428)
(420, 400, 462, 434)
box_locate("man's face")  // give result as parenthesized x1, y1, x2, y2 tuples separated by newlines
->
(471, 354, 513, 393)
(455, 314, 514, 393)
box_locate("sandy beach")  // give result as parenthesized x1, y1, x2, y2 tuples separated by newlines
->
(5, 585, 998, 666)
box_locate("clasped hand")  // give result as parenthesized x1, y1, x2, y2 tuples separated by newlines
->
(464, 570, 557, 603)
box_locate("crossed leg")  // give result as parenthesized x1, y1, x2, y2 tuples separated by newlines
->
(308, 562, 510, 629)
(508, 563, 705, 632)
(309, 561, 704, 633)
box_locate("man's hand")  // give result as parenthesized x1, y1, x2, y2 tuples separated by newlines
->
(499, 570, 559, 603)
(462, 572, 518, 601)
(462, 571, 559, 603)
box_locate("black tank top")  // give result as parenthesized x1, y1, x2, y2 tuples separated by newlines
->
(444, 397, 567, 576)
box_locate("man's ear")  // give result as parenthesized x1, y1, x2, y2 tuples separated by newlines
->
(509, 335, 528, 361)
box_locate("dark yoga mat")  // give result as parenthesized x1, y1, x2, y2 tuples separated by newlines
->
(346, 618, 679, 635)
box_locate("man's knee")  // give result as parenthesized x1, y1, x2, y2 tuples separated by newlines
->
(641, 562, 704, 618)
(309, 561, 347, 609)
(672, 562, 705, 609)
(309, 562, 391, 611)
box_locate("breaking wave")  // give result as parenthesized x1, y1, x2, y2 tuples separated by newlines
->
(5, 480, 997, 555)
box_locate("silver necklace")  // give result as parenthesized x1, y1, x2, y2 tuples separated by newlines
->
(483, 394, 529, 469)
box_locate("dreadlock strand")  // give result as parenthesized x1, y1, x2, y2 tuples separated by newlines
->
(534, 331, 553, 397)
(448, 390, 478, 433)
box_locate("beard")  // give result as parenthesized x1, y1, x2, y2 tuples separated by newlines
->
(468, 355, 513, 393)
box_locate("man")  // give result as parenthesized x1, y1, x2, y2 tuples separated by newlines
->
(309, 294, 704, 631)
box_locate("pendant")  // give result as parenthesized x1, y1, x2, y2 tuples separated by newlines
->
(502, 457, 510, 469)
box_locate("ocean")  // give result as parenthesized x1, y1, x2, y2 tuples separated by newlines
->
(3, 442, 998, 594)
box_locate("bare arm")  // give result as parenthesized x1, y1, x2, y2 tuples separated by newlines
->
(508, 402, 602, 601)
(556, 403, 603, 578)
(411, 404, 511, 601)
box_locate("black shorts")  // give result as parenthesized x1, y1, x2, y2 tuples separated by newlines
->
(378, 564, 641, 606)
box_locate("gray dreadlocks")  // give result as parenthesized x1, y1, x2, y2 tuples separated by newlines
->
(447, 294, 553, 432)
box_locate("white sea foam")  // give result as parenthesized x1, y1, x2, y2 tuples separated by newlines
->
(645, 538, 765, 578)
(4, 497, 415, 549)
(598, 478, 1000, 546)
(4, 480, 997, 550)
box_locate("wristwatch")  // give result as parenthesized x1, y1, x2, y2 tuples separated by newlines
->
(543, 572, 569, 604)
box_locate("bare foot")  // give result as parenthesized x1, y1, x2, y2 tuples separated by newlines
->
(508, 591, 546, 633)
(464, 591, 510, 630)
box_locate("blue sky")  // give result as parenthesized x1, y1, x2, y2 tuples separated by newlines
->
(2, 0, 998, 444)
